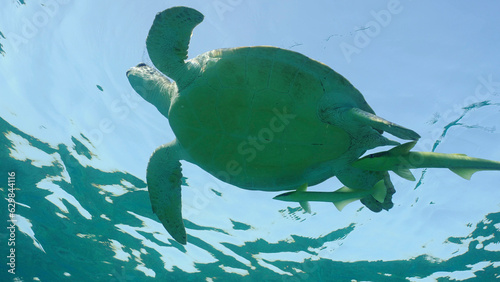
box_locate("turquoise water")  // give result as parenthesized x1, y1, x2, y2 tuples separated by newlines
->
(1, 1, 500, 281)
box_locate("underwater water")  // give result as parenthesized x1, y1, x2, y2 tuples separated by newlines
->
(1, 0, 500, 281)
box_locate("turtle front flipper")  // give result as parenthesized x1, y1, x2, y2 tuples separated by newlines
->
(147, 140, 187, 244)
(321, 107, 421, 141)
(146, 6, 204, 85)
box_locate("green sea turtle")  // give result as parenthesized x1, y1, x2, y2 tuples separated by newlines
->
(127, 7, 500, 244)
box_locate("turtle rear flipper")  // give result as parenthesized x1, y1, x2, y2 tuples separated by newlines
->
(345, 108, 420, 141)
(320, 107, 420, 141)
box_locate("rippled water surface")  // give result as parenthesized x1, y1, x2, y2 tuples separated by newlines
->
(1, 1, 500, 281)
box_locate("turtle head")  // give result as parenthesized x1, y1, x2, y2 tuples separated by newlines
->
(127, 63, 175, 118)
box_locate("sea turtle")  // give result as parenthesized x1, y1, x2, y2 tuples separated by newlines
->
(126, 6, 422, 244)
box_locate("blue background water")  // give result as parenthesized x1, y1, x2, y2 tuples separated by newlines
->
(1, 0, 500, 281)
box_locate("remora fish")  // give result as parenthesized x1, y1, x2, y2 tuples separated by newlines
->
(352, 141, 500, 181)
(273, 180, 387, 212)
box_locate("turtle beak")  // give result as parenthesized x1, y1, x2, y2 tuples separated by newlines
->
(125, 67, 135, 77)
(126, 63, 149, 76)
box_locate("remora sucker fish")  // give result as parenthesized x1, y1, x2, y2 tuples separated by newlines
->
(273, 180, 387, 212)
(352, 141, 500, 181)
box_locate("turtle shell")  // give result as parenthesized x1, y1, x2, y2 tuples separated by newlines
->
(168, 46, 373, 189)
